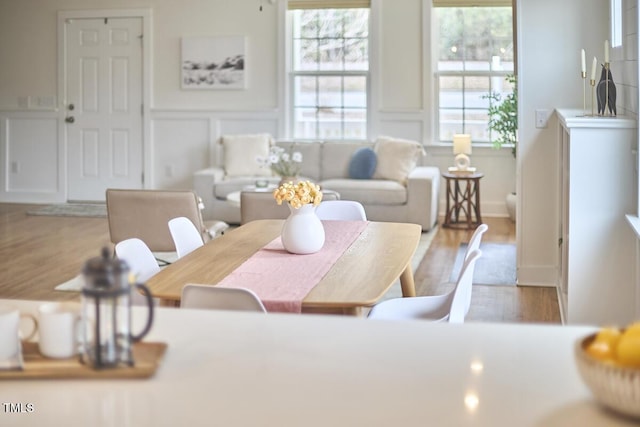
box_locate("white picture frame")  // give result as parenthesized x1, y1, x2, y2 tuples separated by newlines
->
(181, 36, 246, 90)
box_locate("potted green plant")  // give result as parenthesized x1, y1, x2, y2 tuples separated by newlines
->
(485, 74, 517, 157)
(484, 74, 517, 221)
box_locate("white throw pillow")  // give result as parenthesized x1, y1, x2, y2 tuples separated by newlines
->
(221, 134, 272, 177)
(373, 136, 424, 184)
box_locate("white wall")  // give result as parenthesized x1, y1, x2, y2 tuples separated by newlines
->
(517, 0, 638, 286)
(0, 0, 516, 216)
(7, 0, 633, 291)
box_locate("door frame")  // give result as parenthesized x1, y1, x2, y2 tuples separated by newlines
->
(57, 9, 152, 200)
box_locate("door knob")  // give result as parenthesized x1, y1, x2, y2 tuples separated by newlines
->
(65, 116, 75, 124)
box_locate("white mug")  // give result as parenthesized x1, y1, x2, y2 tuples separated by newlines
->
(38, 302, 81, 359)
(0, 305, 37, 361)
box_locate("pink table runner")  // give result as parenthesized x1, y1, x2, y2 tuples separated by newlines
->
(217, 221, 369, 313)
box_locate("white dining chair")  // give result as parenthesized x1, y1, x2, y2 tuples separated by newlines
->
(180, 284, 267, 313)
(367, 249, 482, 323)
(114, 238, 161, 305)
(465, 224, 489, 264)
(168, 216, 204, 258)
(453, 223, 487, 314)
(315, 200, 367, 221)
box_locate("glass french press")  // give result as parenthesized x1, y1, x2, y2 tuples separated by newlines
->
(80, 247, 154, 369)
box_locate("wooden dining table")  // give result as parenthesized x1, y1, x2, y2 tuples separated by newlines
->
(146, 219, 422, 314)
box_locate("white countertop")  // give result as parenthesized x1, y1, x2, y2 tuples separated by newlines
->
(1, 299, 634, 426)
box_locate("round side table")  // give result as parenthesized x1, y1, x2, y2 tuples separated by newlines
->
(442, 172, 484, 229)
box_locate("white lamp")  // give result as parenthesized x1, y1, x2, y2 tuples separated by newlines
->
(449, 134, 476, 174)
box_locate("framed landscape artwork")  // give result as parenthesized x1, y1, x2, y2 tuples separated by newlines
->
(181, 36, 246, 90)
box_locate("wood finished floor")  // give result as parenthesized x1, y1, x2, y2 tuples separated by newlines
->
(414, 217, 560, 323)
(0, 203, 560, 323)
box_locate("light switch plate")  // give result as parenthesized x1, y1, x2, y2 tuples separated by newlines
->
(535, 109, 550, 129)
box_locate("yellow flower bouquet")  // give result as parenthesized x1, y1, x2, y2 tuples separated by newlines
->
(273, 180, 323, 209)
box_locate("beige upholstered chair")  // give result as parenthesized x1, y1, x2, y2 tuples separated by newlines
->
(106, 189, 228, 252)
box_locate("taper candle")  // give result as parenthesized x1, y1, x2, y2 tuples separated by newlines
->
(604, 40, 609, 63)
(591, 56, 597, 80)
(581, 49, 586, 73)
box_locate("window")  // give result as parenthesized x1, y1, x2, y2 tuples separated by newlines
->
(288, 7, 369, 140)
(434, 6, 514, 143)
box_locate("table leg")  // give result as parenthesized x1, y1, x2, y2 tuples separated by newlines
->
(453, 180, 461, 222)
(399, 264, 416, 297)
(342, 307, 364, 316)
(474, 179, 483, 224)
(444, 179, 452, 226)
(159, 299, 180, 308)
(466, 180, 473, 229)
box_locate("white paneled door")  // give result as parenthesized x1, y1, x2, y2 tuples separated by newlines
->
(64, 17, 143, 201)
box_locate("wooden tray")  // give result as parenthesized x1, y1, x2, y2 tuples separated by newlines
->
(0, 341, 167, 380)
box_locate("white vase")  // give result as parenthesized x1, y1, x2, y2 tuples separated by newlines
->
(281, 204, 325, 254)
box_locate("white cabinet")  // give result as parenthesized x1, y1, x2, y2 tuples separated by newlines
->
(557, 109, 638, 325)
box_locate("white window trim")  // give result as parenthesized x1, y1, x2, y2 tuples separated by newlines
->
(434, 69, 512, 143)
(431, 5, 514, 144)
(280, 1, 376, 141)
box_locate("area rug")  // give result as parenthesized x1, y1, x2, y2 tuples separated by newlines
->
(27, 203, 107, 218)
(449, 242, 516, 285)
(55, 225, 439, 293)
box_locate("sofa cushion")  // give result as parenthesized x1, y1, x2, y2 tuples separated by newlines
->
(373, 136, 424, 184)
(321, 141, 375, 180)
(221, 134, 272, 177)
(321, 179, 407, 206)
(348, 147, 377, 179)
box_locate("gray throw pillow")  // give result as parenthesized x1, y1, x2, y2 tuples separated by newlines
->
(348, 147, 377, 179)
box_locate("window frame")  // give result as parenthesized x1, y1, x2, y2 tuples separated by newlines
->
(286, 7, 371, 141)
(435, 69, 513, 143)
(433, 4, 515, 144)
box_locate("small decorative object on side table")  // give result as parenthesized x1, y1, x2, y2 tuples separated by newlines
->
(448, 134, 476, 175)
(442, 172, 484, 229)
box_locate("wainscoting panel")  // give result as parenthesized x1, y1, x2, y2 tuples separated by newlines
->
(215, 116, 280, 167)
(377, 111, 425, 143)
(151, 116, 212, 190)
(150, 109, 280, 188)
(0, 113, 64, 203)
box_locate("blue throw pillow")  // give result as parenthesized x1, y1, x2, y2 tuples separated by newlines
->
(348, 147, 377, 179)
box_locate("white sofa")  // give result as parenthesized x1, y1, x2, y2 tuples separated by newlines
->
(193, 137, 440, 231)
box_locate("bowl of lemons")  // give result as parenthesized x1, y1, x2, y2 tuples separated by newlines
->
(575, 322, 640, 418)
